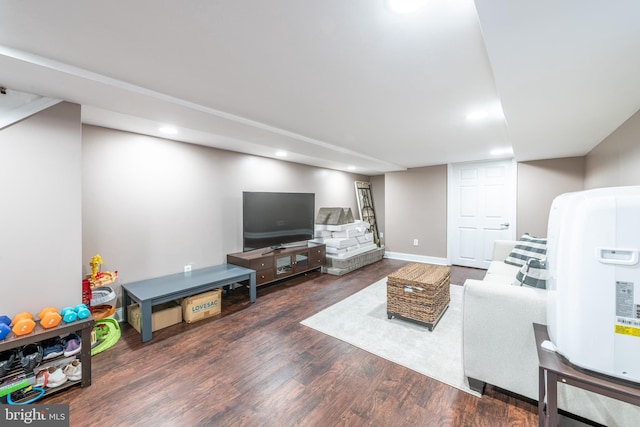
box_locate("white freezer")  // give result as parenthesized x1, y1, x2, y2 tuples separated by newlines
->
(547, 185, 640, 383)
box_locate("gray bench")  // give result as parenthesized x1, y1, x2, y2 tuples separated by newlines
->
(122, 264, 256, 342)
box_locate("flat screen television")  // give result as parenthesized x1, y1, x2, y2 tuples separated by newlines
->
(242, 191, 315, 253)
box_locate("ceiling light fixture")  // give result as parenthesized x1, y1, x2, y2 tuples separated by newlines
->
(466, 103, 505, 122)
(159, 126, 178, 135)
(465, 110, 489, 121)
(347, 166, 356, 171)
(490, 147, 514, 156)
(387, 0, 430, 14)
(275, 150, 287, 157)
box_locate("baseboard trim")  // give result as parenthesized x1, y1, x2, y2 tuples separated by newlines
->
(113, 307, 124, 323)
(383, 252, 449, 265)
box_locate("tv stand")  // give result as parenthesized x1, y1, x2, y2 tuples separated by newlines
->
(228, 241, 326, 286)
(262, 243, 308, 255)
(261, 246, 284, 255)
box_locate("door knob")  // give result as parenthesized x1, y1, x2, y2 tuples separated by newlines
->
(500, 222, 510, 229)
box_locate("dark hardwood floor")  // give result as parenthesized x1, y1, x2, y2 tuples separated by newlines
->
(45, 259, 539, 426)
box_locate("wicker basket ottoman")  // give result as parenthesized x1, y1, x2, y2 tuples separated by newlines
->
(387, 263, 451, 331)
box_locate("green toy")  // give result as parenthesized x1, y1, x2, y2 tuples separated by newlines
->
(91, 318, 120, 356)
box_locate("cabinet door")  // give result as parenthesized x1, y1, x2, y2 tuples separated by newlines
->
(275, 255, 293, 277)
(293, 250, 309, 273)
(309, 246, 325, 266)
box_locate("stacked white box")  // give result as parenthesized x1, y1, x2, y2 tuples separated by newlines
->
(312, 220, 382, 275)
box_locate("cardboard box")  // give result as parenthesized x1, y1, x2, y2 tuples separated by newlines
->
(127, 301, 182, 334)
(181, 289, 222, 323)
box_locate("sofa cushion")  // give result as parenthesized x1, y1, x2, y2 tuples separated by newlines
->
(513, 258, 548, 289)
(504, 234, 547, 267)
(486, 260, 520, 279)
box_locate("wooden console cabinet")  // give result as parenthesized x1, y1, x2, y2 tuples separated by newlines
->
(227, 241, 326, 286)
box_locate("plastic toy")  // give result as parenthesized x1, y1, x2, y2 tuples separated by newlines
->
(91, 304, 115, 321)
(82, 279, 92, 306)
(86, 254, 118, 289)
(89, 254, 103, 281)
(87, 271, 118, 289)
(91, 318, 121, 356)
(6, 386, 45, 405)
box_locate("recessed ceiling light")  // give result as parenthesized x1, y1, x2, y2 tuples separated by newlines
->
(275, 150, 287, 157)
(387, 0, 430, 14)
(347, 166, 356, 171)
(466, 104, 505, 122)
(466, 110, 489, 121)
(159, 126, 178, 135)
(490, 147, 514, 156)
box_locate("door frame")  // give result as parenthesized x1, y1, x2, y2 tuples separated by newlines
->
(446, 159, 518, 267)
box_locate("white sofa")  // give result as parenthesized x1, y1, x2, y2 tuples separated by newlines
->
(462, 240, 640, 427)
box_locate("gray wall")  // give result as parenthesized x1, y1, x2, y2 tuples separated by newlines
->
(384, 165, 448, 258)
(82, 125, 369, 302)
(5, 102, 639, 318)
(0, 102, 82, 316)
(585, 109, 640, 188)
(516, 157, 585, 237)
(382, 158, 587, 260)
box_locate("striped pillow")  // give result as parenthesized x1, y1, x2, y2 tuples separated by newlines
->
(513, 258, 548, 289)
(504, 234, 547, 267)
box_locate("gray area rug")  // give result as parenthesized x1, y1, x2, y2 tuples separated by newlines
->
(301, 278, 480, 396)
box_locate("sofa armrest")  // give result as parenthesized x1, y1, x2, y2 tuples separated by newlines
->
(463, 278, 640, 426)
(462, 278, 546, 400)
(492, 240, 517, 262)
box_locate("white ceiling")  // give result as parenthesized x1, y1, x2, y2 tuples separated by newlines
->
(1, 0, 639, 175)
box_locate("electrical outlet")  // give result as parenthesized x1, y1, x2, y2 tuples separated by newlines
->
(413, 239, 419, 246)
(379, 232, 384, 238)
(184, 264, 192, 273)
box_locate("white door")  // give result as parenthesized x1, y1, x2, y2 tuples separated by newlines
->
(448, 160, 516, 269)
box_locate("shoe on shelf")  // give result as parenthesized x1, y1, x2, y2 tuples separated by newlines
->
(62, 334, 81, 357)
(62, 360, 82, 381)
(19, 343, 43, 371)
(0, 349, 16, 377)
(35, 368, 49, 387)
(42, 337, 65, 360)
(45, 366, 67, 388)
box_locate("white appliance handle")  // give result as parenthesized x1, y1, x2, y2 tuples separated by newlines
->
(597, 248, 639, 266)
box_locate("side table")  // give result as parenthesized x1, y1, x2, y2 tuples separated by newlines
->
(533, 323, 640, 427)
